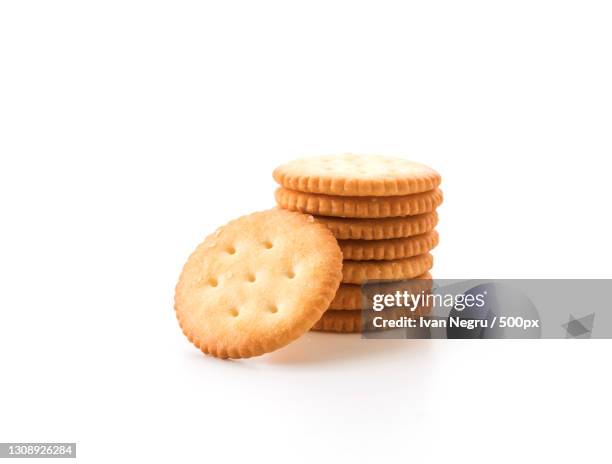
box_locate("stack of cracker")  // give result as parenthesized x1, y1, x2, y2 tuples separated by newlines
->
(273, 154, 442, 333)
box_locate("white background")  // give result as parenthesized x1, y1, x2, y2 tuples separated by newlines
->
(1, 1, 611, 463)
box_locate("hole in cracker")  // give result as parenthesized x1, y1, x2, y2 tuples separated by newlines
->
(269, 305, 278, 314)
(225, 245, 236, 255)
(263, 241, 273, 249)
(247, 273, 256, 283)
(208, 278, 218, 287)
(229, 308, 239, 317)
(286, 269, 296, 279)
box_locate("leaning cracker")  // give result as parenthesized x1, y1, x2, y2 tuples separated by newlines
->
(316, 212, 438, 240)
(339, 231, 439, 261)
(275, 187, 443, 218)
(329, 272, 432, 310)
(174, 209, 342, 359)
(342, 253, 434, 284)
(273, 154, 441, 197)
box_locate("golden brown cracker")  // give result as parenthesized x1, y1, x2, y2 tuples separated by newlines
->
(311, 310, 362, 333)
(273, 154, 441, 197)
(174, 209, 343, 359)
(275, 187, 443, 218)
(315, 212, 438, 240)
(339, 230, 439, 261)
(312, 306, 432, 333)
(342, 253, 434, 284)
(329, 272, 433, 310)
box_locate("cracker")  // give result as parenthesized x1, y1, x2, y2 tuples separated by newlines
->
(329, 272, 432, 310)
(273, 154, 441, 197)
(316, 212, 438, 240)
(339, 230, 439, 261)
(342, 253, 434, 284)
(312, 306, 432, 333)
(174, 209, 343, 359)
(311, 310, 363, 333)
(275, 187, 443, 218)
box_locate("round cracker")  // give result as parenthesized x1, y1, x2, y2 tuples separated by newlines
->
(312, 305, 432, 333)
(174, 209, 343, 359)
(311, 310, 363, 333)
(316, 212, 438, 240)
(273, 154, 441, 197)
(339, 231, 439, 261)
(342, 253, 433, 284)
(275, 187, 443, 218)
(329, 272, 433, 310)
